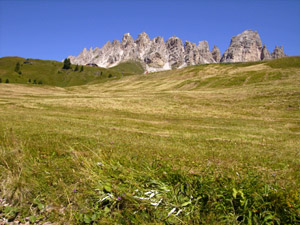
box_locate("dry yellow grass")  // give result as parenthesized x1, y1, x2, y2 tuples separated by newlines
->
(0, 58, 299, 223)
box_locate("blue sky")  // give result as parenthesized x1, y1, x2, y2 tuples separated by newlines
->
(0, 0, 299, 61)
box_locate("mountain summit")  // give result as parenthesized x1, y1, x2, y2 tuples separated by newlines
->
(68, 30, 286, 72)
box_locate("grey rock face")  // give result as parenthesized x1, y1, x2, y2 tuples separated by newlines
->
(184, 41, 200, 65)
(166, 36, 185, 68)
(212, 45, 221, 63)
(261, 45, 272, 60)
(221, 30, 263, 63)
(198, 41, 215, 64)
(68, 30, 286, 72)
(271, 46, 286, 59)
(68, 32, 217, 72)
(144, 36, 169, 70)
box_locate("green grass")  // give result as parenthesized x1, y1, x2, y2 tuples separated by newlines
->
(110, 60, 145, 75)
(0, 57, 300, 224)
(266, 56, 300, 68)
(0, 57, 144, 87)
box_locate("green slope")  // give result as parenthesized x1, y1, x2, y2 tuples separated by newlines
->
(0, 57, 144, 87)
(0, 56, 299, 223)
(110, 60, 145, 75)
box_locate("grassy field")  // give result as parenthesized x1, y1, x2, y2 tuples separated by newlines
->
(0, 57, 300, 224)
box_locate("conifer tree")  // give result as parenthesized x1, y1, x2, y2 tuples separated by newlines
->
(80, 65, 84, 72)
(74, 64, 79, 71)
(15, 62, 20, 73)
(62, 58, 71, 69)
(5, 79, 9, 83)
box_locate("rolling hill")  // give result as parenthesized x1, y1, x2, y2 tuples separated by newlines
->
(0, 57, 145, 87)
(0, 57, 299, 224)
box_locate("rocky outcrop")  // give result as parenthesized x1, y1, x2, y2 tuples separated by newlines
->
(271, 46, 286, 59)
(166, 36, 185, 68)
(184, 41, 200, 65)
(211, 45, 221, 63)
(68, 30, 286, 72)
(261, 45, 272, 60)
(198, 41, 215, 64)
(144, 36, 170, 71)
(221, 30, 286, 63)
(221, 30, 263, 63)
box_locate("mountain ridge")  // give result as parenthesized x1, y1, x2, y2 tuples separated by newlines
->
(69, 30, 286, 72)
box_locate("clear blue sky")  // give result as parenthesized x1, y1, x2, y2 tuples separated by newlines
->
(0, 0, 299, 61)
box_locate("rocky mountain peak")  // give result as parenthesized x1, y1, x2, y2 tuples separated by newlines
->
(272, 46, 286, 59)
(198, 41, 210, 53)
(261, 44, 271, 60)
(135, 32, 151, 49)
(112, 40, 121, 47)
(137, 32, 150, 41)
(211, 45, 221, 63)
(102, 41, 112, 49)
(122, 33, 134, 48)
(221, 29, 263, 63)
(184, 41, 200, 65)
(153, 36, 164, 44)
(68, 30, 287, 72)
(166, 36, 184, 68)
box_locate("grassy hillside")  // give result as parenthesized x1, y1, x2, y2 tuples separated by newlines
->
(0, 57, 300, 224)
(110, 60, 145, 75)
(0, 57, 144, 87)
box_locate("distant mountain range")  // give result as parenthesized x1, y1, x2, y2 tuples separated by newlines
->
(68, 30, 286, 72)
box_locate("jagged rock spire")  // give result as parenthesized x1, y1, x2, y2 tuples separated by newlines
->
(212, 45, 221, 63)
(272, 46, 286, 59)
(261, 44, 271, 60)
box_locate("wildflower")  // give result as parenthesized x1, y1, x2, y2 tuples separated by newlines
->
(117, 196, 121, 200)
(110, 142, 114, 145)
(72, 189, 76, 193)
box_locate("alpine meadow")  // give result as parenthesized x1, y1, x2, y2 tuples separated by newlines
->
(0, 56, 300, 224)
